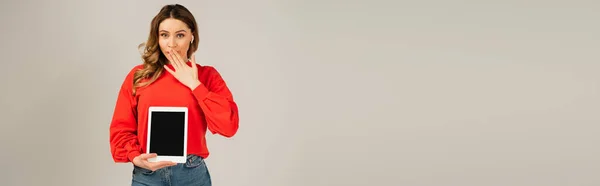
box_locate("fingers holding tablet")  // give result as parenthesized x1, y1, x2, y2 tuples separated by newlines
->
(133, 153, 177, 171)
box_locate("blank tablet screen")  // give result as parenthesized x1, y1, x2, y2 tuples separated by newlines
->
(148, 111, 185, 156)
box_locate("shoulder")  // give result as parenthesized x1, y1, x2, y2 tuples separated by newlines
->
(196, 64, 216, 71)
(118, 64, 145, 85)
(195, 64, 229, 85)
(129, 64, 145, 74)
(196, 64, 220, 76)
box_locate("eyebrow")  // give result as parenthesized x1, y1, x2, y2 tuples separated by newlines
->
(159, 30, 187, 33)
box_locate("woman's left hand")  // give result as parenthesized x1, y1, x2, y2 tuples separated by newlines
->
(164, 49, 201, 90)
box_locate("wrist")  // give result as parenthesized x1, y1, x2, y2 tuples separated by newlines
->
(128, 150, 142, 162)
(190, 80, 201, 90)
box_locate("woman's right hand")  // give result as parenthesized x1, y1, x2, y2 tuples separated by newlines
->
(132, 153, 177, 171)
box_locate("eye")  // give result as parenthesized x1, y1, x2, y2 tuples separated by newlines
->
(177, 34, 185, 38)
(160, 33, 168, 37)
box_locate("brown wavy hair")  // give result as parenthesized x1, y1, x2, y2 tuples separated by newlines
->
(133, 4, 199, 95)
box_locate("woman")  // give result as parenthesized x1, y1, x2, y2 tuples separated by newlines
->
(109, 4, 239, 186)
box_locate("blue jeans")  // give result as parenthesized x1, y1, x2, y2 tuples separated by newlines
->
(131, 154, 212, 186)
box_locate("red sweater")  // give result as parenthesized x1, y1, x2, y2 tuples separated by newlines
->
(109, 62, 239, 163)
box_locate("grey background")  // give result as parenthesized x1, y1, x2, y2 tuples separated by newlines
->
(1, 0, 599, 185)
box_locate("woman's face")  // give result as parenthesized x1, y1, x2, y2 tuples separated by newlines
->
(158, 18, 193, 63)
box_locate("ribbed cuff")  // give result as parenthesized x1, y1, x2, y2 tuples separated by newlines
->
(192, 83, 210, 101)
(127, 150, 142, 162)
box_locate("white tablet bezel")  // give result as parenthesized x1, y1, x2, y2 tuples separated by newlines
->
(146, 106, 188, 163)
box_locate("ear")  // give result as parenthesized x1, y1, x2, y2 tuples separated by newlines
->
(191, 36, 194, 42)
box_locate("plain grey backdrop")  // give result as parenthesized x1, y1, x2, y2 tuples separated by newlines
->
(1, 0, 599, 185)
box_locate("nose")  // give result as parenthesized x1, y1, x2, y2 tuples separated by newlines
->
(168, 37, 177, 48)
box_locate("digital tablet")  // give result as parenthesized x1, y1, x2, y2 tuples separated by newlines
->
(146, 106, 188, 163)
